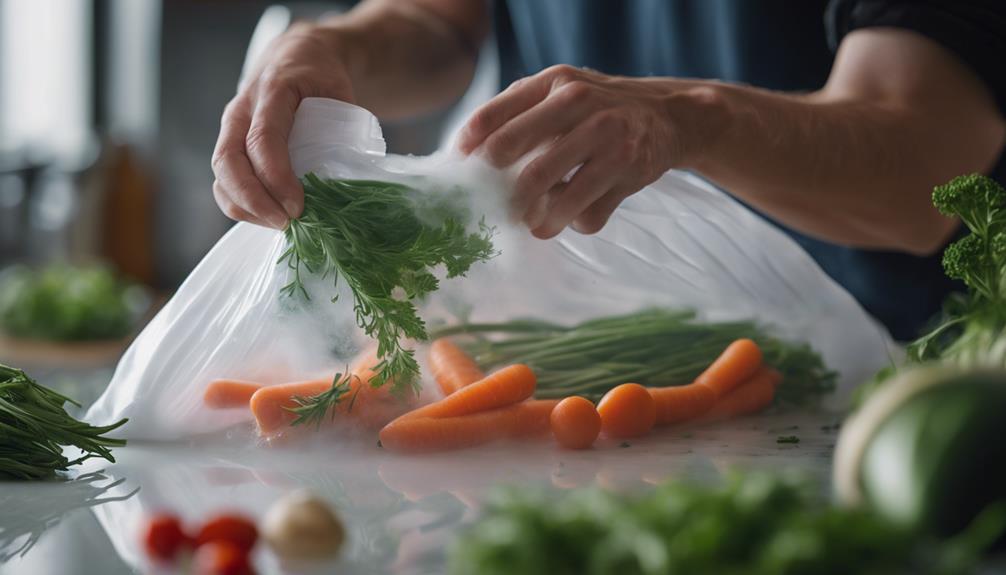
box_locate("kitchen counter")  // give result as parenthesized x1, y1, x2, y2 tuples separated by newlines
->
(0, 411, 839, 575)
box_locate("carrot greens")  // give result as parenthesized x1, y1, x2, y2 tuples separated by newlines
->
(279, 175, 495, 420)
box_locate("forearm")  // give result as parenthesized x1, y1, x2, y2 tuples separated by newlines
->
(676, 31, 1006, 256)
(320, 0, 483, 119)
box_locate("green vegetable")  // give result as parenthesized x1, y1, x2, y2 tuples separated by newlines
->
(279, 176, 495, 424)
(450, 471, 996, 575)
(836, 366, 1006, 544)
(0, 264, 146, 341)
(906, 174, 1006, 367)
(0, 364, 127, 480)
(431, 308, 835, 406)
(777, 435, 800, 444)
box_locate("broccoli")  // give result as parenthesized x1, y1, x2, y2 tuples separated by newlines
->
(933, 174, 1006, 302)
(898, 174, 1006, 367)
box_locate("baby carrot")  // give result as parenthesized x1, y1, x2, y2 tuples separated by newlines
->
(379, 399, 559, 453)
(250, 346, 400, 434)
(596, 383, 657, 439)
(400, 364, 536, 421)
(700, 367, 780, 422)
(428, 338, 485, 397)
(550, 396, 601, 449)
(650, 338, 764, 425)
(693, 338, 763, 396)
(203, 379, 262, 409)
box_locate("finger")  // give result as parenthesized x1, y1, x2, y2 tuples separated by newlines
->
(457, 75, 551, 154)
(530, 158, 620, 239)
(213, 180, 268, 227)
(247, 80, 304, 218)
(512, 122, 596, 220)
(212, 97, 290, 229)
(478, 81, 591, 168)
(572, 188, 627, 235)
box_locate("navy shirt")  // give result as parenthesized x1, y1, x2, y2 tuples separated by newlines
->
(495, 0, 1006, 341)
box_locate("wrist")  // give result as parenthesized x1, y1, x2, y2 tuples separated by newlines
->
(662, 82, 733, 172)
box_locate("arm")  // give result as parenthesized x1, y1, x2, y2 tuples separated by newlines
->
(458, 29, 1006, 255)
(212, 0, 488, 229)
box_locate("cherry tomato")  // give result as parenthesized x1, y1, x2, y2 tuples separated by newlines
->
(192, 541, 254, 575)
(195, 513, 259, 552)
(143, 513, 191, 562)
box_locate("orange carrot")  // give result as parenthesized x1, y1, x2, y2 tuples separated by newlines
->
(694, 338, 763, 396)
(399, 364, 536, 421)
(700, 367, 780, 422)
(650, 383, 719, 425)
(428, 338, 485, 397)
(250, 346, 403, 434)
(550, 396, 601, 450)
(250, 379, 334, 434)
(650, 338, 763, 425)
(379, 399, 559, 453)
(203, 379, 262, 409)
(596, 383, 656, 439)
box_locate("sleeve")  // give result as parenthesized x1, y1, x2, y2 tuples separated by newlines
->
(825, 0, 1006, 112)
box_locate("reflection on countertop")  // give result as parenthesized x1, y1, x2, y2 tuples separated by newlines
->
(0, 411, 841, 575)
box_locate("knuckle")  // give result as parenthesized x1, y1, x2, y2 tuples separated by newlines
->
(545, 64, 578, 82)
(615, 136, 640, 162)
(245, 124, 275, 155)
(555, 80, 591, 104)
(210, 148, 235, 174)
(467, 108, 495, 135)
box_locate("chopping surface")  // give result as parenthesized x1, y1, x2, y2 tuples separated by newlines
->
(0, 411, 839, 575)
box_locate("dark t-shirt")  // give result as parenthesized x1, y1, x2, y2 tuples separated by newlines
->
(494, 0, 1006, 341)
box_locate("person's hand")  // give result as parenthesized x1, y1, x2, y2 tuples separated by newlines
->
(212, 23, 355, 229)
(457, 65, 705, 239)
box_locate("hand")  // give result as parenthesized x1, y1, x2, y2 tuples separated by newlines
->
(212, 23, 355, 229)
(457, 65, 705, 239)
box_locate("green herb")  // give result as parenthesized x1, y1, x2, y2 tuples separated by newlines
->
(0, 264, 146, 341)
(279, 176, 495, 424)
(0, 364, 127, 480)
(449, 472, 998, 575)
(776, 435, 800, 444)
(431, 309, 835, 406)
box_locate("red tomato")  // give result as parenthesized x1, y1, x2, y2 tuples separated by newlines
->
(195, 513, 259, 552)
(192, 541, 254, 575)
(142, 513, 191, 562)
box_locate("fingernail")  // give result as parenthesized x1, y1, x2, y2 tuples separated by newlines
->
(270, 213, 289, 229)
(283, 199, 301, 219)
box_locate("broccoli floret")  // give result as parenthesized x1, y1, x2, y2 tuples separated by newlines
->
(932, 173, 1006, 235)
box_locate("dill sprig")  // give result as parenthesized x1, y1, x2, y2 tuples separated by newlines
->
(279, 175, 495, 425)
(0, 364, 127, 480)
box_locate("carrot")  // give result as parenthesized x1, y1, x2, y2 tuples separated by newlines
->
(399, 364, 536, 421)
(596, 383, 656, 439)
(379, 399, 559, 453)
(650, 383, 719, 425)
(250, 379, 334, 434)
(694, 338, 763, 396)
(428, 338, 485, 397)
(550, 396, 601, 450)
(700, 367, 780, 422)
(650, 338, 764, 425)
(203, 379, 262, 409)
(250, 346, 404, 434)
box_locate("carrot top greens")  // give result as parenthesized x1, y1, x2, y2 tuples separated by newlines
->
(280, 175, 495, 424)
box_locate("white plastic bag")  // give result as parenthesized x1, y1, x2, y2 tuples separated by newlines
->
(86, 98, 894, 439)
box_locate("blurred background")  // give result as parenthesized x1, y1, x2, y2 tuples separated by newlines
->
(0, 0, 494, 390)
